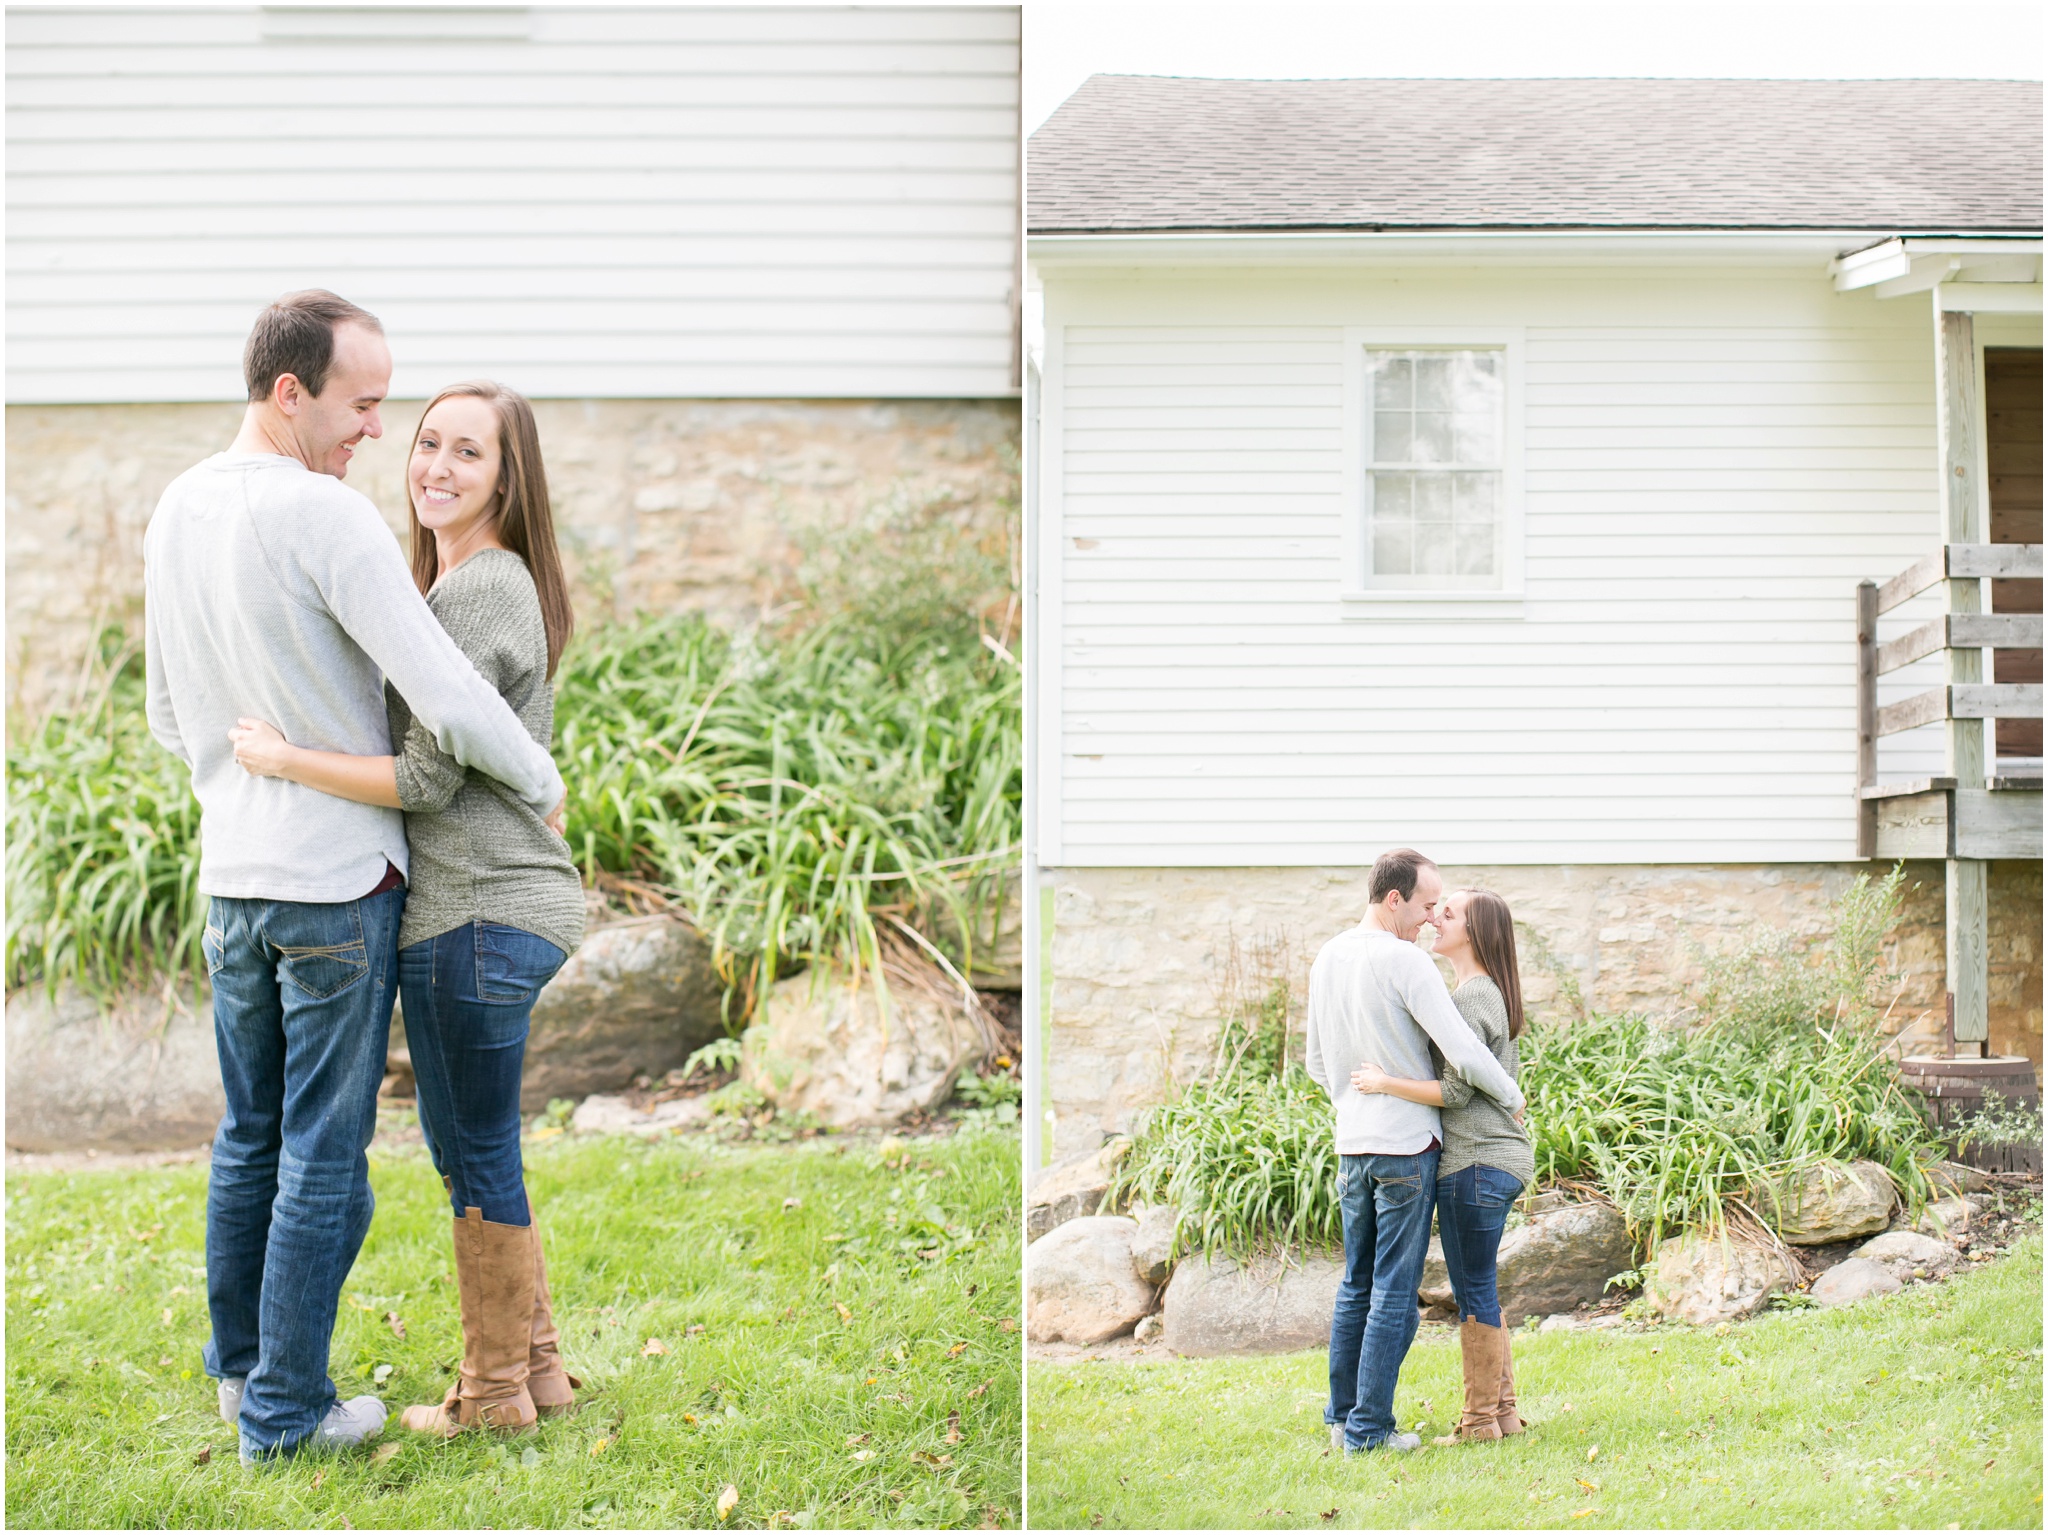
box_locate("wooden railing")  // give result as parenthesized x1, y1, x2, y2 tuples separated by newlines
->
(1856, 543, 2043, 859)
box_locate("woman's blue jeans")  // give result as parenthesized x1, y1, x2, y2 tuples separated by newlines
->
(400, 921, 567, 1227)
(1436, 1163, 1528, 1327)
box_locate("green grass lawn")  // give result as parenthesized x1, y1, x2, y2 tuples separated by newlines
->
(1027, 1236, 2043, 1530)
(6, 1129, 1021, 1529)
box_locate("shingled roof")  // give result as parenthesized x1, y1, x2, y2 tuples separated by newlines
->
(1028, 76, 2043, 234)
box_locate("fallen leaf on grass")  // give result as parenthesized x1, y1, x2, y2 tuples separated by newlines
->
(1320, 1511, 1339, 1523)
(997, 1317, 1016, 1332)
(590, 1437, 610, 1456)
(688, 1323, 706, 1336)
(717, 1484, 739, 1521)
(1576, 1478, 1600, 1493)
(372, 1443, 402, 1464)
(1570, 1509, 1596, 1520)
(946, 1342, 969, 1358)
(910, 1451, 954, 1469)
(1586, 1446, 1600, 1462)
(967, 1380, 989, 1399)
(783, 1197, 802, 1211)
(945, 1411, 963, 1444)
(386, 1312, 406, 1340)
(1986, 1459, 1997, 1470)
(642, 1338, 668, 1356)
(372, 1364, 394, 1386)
(311, 1470, 326, 1491)
(836, 1304, 853, 1322)
(194, 1446, 212, 1466)
(847, 1433, 872, 1446)
(851, 1449, 876, 1463)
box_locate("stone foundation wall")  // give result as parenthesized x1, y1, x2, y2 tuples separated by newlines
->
(1044, 860, 2043, 1159)
(6, 397, 1018, 721)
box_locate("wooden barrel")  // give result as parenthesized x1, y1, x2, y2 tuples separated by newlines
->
(1899, 1057, 2041, 1174)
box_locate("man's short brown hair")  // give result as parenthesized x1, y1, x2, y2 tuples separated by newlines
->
(1368, 848, 1436, 905)
(243, 289, 383, 402)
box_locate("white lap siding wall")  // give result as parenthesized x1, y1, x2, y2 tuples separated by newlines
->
(6, 5, 1020, 403)
(1037, 265, 1996, 869)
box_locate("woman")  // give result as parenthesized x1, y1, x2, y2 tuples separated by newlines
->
(1350, 888, 1533, 1445)
(229, 381, 585, 1435)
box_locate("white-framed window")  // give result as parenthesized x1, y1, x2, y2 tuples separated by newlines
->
(1341, 328, 1525, 616)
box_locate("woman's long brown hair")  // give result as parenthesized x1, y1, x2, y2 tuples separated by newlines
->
(405, 381, 574, 678)
(1461, 888, 1526, 1040)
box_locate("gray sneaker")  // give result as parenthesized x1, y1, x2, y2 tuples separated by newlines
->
(238, 1395, 387, 1465)
(217, 1376, 246, 1425)
(1344, 1430, 1423, 1455)
(310, 1395, 387, 1449)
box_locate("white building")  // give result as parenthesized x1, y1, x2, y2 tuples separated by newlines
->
(1022, 77, 2042, 1164)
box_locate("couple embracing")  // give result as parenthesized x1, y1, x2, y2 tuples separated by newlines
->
(145, 291, 586, 1462)
(1305, 848, 1535, 1454)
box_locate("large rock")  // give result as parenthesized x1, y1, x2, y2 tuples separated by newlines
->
(1129, 1204, 1179, 1286)
(1025, 1216, 1154, 1345)
(1809, 1257, 1902, 1308)
(1648, 1232, 1802, 1325)
(742, 961, 984, 1128)
(1420, 1201, 1635, 1323)
(1160, 1251, 1344, 1357)
(1913, 1195, 1981, 1240)
(1769, 1159, 1897, 1245)
(521, 916, 726, 1111)
(1850, 1230, 1956, 1280)
(6, 983, 224, 1152)
(1026, 1139, 1130, 1242)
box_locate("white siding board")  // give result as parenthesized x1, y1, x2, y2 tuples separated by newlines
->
(6, 5, 1020, 402)
(1041, 266, 1964, 865)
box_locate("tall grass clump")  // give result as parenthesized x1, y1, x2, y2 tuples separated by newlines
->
(555, 611, 1018, 1002)
(1526, 866, 1942, 1244)
(1108, 941, 1343, 1257)
(9, 486, 1020, 1014)
(1111, 870, 1944, 1260)
(5, 628, 204, 997)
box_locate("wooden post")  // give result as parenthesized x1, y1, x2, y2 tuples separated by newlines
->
(1937, 307, 1986, 784)
(1857, 580, 1878, 858)
(1935, 300, 1990, 1045)
(1948, 859, 1989, 1048)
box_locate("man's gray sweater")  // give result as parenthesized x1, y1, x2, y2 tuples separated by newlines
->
(1305, 922, 1526, 1156)
(144, 453, 565, 902)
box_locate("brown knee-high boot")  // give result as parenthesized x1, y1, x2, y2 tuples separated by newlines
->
(1497, 1326, 1527, 1435)
(525, 1205, 581, 1415)
(1434, 1320, 1504, 1444)
(400, 1208, 539, 1435)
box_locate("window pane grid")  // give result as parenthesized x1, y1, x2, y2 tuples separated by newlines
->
(1364, 348, 1503, 583)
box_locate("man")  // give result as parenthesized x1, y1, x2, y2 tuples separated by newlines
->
(1304, 848, 1526, 1454)
(145, 290, 567, 1463)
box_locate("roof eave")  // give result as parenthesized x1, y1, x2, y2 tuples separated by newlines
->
(1027, 226, 2045, 270)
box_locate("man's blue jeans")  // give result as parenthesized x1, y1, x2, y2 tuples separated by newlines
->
(201, 884, 404, 1458)
(1437, 1163, 1527, 1328)
(1326, 1146, 1440, 1450)
(401, 921, 567, 1226)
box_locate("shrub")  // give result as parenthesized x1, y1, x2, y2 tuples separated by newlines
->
(4, 628, 205, 997)
(1110, 870, 1943, 1259)
(7, 613, 1020, 1006)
